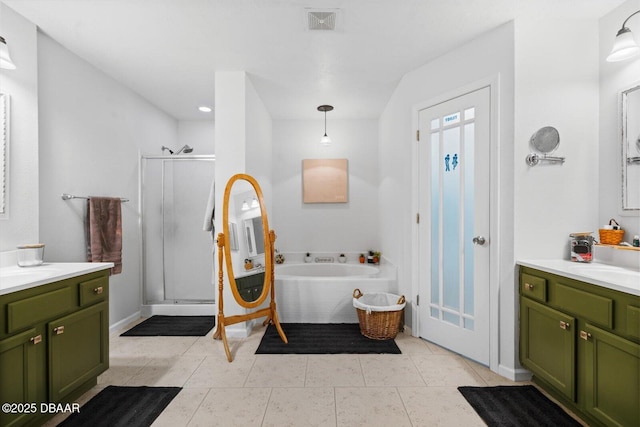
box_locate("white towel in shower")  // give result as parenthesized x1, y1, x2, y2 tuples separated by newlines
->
(203, 178, 215, 232)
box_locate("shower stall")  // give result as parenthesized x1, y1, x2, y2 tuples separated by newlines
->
(140, 154, 216, 316)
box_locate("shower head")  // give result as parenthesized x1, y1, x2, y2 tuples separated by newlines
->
(176, 145, 193, 154)
(161, 145, 194, 155)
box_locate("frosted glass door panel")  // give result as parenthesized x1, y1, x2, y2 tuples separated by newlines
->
(418, 86, 491, 365)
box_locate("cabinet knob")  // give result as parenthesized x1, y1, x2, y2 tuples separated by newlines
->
(53, 326, 65, 335)
(580, 330, 592, 341)
(93, 286, 103, 295)
(559, 321, 570, 330)
(525, 283, 534, 291)
(30, 334, 42, 345)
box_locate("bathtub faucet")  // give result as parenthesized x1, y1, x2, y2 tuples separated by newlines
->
(315, 257, 334, 263)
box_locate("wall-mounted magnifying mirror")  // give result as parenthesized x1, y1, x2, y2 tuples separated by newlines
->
(214, 173, 287, 361)
(525, 126, 566, 166)
(622, 83, 640, 211)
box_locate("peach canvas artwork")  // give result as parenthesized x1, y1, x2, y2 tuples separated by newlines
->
(302, 159, 348, 203)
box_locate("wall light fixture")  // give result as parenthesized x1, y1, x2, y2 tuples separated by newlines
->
(0, 36, 16, 70)
(607, 10, 640, 62)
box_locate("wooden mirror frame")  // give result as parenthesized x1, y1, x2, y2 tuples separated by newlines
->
(223, 174, 271, 308)
(213, 173, 287, 361)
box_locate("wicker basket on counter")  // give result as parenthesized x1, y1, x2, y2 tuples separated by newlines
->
(599, 219, 624, 245)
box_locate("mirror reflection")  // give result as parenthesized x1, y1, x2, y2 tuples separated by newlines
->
(0, 93, 7, 217)
(622, 83, 640, 210)
(225, 179, 267, 303)
(216, 173, 287, 361)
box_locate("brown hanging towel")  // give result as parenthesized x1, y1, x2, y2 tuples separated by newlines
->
(86, 197, 122, 274)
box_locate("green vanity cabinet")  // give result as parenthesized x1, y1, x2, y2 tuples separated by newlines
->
(520, 297, 576, 401)
(519, 266, 640, 427)
(48, 301, 108, 402)
(0, 269, 110, 427)
(0, 327, 42, 427)
(580, 323, 640, 427)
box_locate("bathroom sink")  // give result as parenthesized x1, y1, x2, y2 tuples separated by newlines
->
(569, 264, 640, 290)
(0, 267, 59, 290)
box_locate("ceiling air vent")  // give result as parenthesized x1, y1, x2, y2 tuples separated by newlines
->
(307, 10, 337, 31)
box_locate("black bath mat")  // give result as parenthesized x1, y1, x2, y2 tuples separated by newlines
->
(58, 386, 181, 427)
(256, 323, 401, 354)
(120, 315, 215, 336)
(458, 385, 583, 427)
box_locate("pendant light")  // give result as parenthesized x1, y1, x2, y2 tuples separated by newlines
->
(0, 36, 16, 70)
(317, 105, 333, 146)
(606, 10, 640, 62)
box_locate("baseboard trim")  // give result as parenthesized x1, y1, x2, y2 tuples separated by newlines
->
(498, 364, 532, 382)
(109, 311, 141, 334)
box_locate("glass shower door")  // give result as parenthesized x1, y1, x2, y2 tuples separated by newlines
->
(141, 156, 216, 304)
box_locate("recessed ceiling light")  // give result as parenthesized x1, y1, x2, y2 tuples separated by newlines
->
(198, 106, 213, 113)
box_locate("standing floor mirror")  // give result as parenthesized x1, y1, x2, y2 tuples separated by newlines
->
(213, 173, 287, 361)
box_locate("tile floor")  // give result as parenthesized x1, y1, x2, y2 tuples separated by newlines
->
(45, 320, 586, 427)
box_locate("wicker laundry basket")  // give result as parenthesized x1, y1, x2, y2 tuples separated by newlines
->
(353, 288, 405, 340)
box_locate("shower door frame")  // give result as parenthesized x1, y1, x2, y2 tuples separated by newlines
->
(139, 154, 216, 305)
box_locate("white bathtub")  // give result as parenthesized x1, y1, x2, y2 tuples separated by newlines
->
(274, 263, 397, 323)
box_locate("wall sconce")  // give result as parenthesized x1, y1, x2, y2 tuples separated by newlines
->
(606, 10, 640, 62)
(317, 104, 333, 146)
(0, 36, 16, 70)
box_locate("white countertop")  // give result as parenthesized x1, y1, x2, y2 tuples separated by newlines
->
(517, 259, 640, 296)
(0, 262, 113, 296)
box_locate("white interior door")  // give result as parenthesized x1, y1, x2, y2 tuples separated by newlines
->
(417, 86, 491, 365)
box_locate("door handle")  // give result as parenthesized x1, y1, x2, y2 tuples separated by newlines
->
(472, 236, 486, 245)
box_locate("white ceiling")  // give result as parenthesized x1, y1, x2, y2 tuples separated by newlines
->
(1, 0, 627, 120)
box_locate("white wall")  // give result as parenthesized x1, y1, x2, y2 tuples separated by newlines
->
(0, 3, 39, 250)
(37, 33, 179, 327)
(514, 18, 600, 260)
(599, 0, 640, 237)
(272, 119, 379, 254)
(379, 22, 515, 376)
(214, 71, 273, 337)
(177, 120, 214, 154)
(245, 74, 273, 219)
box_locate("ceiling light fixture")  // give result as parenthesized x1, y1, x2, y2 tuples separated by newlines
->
(317, 105, 333, 146)
(0, 36, 16, 70)
(607, 10, 640, 62)
(198, 106, 213, 113)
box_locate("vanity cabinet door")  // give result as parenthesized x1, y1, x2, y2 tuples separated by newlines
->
(520, 297, 576, 401)
(581, 324, 640, 427)
(0, 328, 43, 427)
(48, 302, 109, 402)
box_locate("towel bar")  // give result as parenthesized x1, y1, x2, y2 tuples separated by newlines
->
(61, 193, 129, 202)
